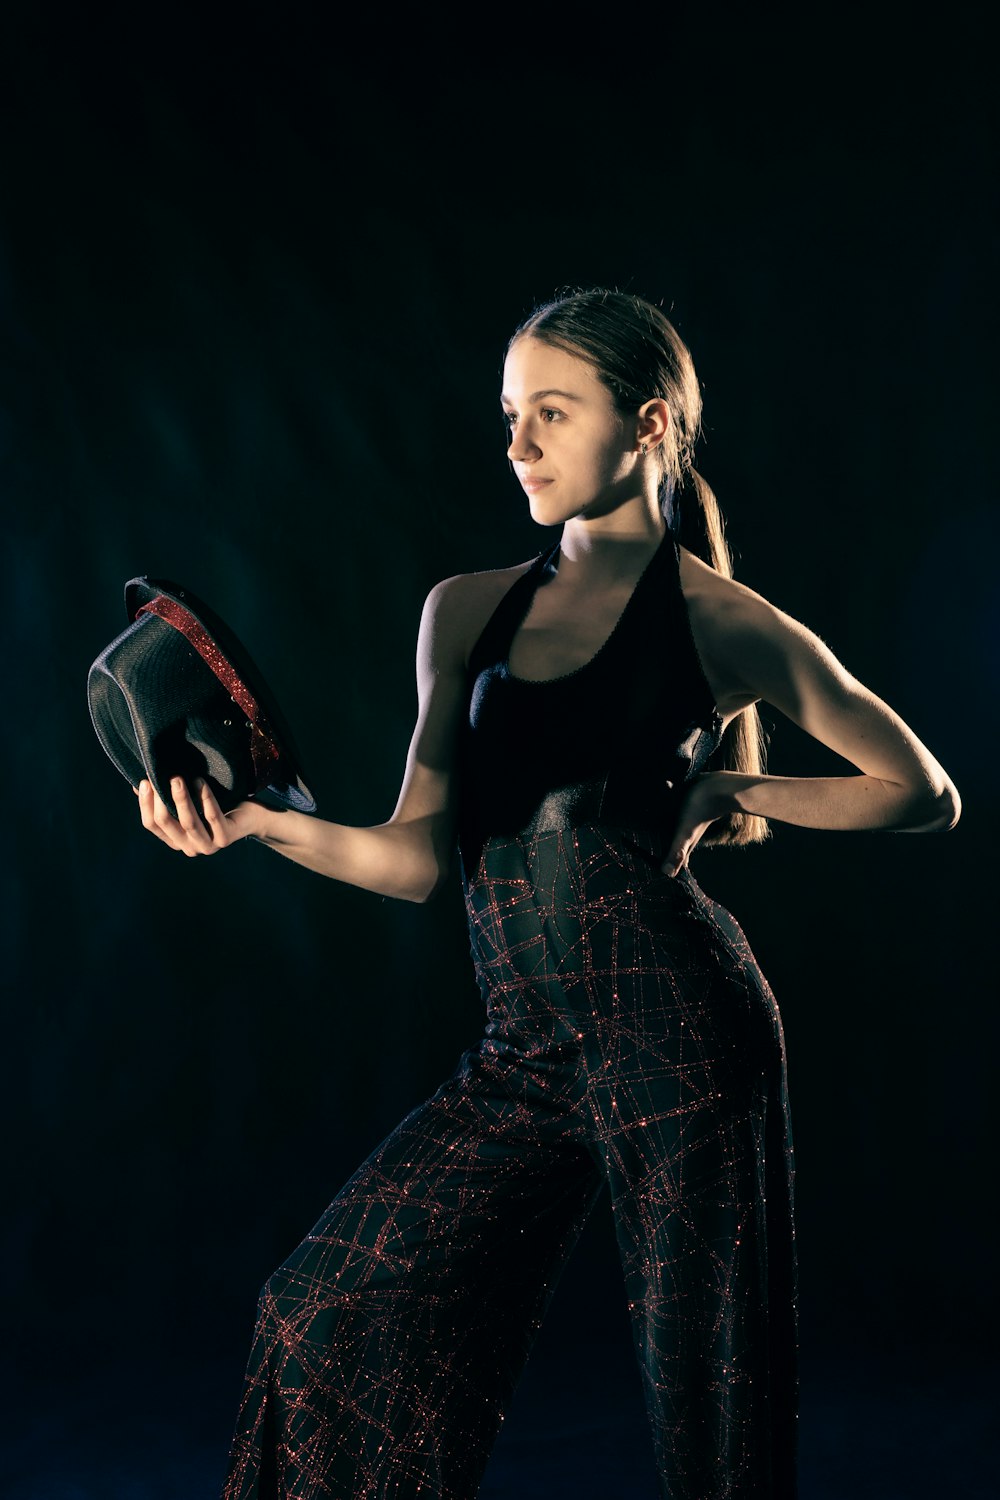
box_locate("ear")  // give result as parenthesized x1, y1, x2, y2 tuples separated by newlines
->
(635, 398, 670, 452)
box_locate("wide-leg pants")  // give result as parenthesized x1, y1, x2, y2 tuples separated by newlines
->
(220, 828, 798, 1500)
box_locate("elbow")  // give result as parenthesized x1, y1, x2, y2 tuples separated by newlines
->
(408, 880, 439, 906)
(933, 782, 962, 832)
(902, 780, 962, 833)
(407, 857, 454, 905)
(394, 879, 440, 906)
(379, 816, 454, 903)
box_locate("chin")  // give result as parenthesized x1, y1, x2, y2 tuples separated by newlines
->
(526, 496, 578, 528)
(526, 505, 557, 527)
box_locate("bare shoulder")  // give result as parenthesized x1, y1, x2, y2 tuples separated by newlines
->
(422, 559, 535, 672)
(676, 544, 786, 629)
(676, 544, 833, 714)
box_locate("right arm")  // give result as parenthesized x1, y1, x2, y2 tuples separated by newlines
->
(137, 575, 473, 903)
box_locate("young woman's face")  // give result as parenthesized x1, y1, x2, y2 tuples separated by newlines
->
(501, 336, 639, 525)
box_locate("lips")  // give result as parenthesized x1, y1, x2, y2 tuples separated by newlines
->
(519, 476, 554, 493)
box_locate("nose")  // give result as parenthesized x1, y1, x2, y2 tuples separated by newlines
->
(507, 420, 541, 464)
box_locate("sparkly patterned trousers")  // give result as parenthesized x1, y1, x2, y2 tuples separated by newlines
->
(220, 828, 798, 1500)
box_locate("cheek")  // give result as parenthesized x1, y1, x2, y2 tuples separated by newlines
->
(598, 441, 630, 478)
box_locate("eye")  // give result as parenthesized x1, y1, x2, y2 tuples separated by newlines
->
(502, 410, 517, 429)
(540, 407, 563, 422)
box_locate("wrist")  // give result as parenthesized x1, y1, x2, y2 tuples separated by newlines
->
(697, 769, 751, 821)
(244, 798, 300, 843)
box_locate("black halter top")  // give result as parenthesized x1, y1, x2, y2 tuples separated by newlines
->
(456, 528, 725, 886)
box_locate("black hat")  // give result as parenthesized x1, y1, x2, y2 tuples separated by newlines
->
(87, 576, 316, 819)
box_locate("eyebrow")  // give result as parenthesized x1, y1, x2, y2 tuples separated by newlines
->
(500, 388, 584, 407)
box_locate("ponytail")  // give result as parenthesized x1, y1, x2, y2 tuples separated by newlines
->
(670, 468, 770, 849)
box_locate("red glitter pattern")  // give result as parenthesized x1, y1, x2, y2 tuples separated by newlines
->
(136, 595, 281, 782)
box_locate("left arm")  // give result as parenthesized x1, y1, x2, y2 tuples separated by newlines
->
(666, 589, 962, 875)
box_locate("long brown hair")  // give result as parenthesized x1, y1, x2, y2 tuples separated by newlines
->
(509, 287, 769, 847)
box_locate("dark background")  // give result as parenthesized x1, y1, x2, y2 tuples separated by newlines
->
(3, 6, 996, 1497)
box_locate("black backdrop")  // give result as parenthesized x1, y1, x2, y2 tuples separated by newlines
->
(3, 8, 997, 1498)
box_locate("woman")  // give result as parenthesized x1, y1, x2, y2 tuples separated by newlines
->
(137, 289, 961, 1500)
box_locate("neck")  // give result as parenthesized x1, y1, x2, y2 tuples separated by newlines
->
(556, 498, 666, 584)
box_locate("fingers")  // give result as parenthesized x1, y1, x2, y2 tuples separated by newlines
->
(171, 776, 211, 845)
(195, 778, 225, 828)
(661, 777, 724, 877)
(663, 828, 702, 878)
(191, 777, 239, 847)
(664, 818, 715, 876)
(136, 776, 232, 856)
(137, 778, 183, 851)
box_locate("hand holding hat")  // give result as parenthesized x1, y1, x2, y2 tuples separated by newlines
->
(88, 576, 317, 826)
(133, 771, 271, 856)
